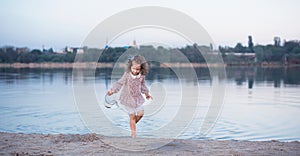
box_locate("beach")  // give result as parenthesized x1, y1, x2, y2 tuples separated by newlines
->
(0, 132, 299, 156)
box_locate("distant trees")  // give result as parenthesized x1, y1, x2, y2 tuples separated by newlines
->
(283, 41, 299, 53)
(218, 37, 300, 64)
(0, 47, 73, 63)
(248, 36, 254, 52)
(1, 37, 300, 65)
(283, 40, 300, 64)
(0, 46, 18, 63)
(262, 45, 285, 62)
(98, 47, 127, 62)
(234, 43, 247, 52)
(254, 40, 300, 63)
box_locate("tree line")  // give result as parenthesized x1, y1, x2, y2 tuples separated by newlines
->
(219, 36, 300, 64)
(0, 38, 299, 64)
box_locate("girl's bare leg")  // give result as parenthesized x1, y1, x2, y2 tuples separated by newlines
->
(129, 114, 136, 138)
(135, 110, 144, 124)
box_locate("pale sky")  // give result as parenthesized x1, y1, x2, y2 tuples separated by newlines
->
(0, 0, 299, 50)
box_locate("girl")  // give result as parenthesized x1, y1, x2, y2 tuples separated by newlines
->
(107, 55, 152, 138)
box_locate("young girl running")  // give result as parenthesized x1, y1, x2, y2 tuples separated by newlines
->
(107, 55, 152, 138)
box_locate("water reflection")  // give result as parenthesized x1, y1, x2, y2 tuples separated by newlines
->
(226, 67, 300, 87)
(1, 67, 300, 87)
(0, 68, 73, 85)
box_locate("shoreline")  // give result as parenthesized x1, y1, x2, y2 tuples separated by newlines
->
(0, 132, 299, 155)
(0, 62, 299, 69)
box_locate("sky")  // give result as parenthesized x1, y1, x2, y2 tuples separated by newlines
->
(0, 0, 299, 50)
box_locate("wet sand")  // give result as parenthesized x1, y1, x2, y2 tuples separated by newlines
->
(0, 132, 299, 155)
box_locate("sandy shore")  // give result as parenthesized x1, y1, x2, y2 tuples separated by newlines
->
(0, 132, 299, 155)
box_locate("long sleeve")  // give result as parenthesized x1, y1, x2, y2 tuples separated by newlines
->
(111, 72, 127, 93)
(141, 75, 149, 94)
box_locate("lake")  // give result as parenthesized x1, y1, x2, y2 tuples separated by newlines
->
(0, 66, 299, 141)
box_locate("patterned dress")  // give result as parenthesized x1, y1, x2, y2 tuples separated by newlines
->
(111, 72, 149, 112)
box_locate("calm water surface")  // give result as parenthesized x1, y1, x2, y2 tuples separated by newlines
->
(0, 67, 299, 141)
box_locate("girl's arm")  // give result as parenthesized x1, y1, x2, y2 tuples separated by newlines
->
(141, 76, 151, 99)
(108, 72, 127, 94)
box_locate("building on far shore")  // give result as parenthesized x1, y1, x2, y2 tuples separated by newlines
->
(226, 52, 256, 57)
(224, 52, 257, 63)
(16, 47, 30, 53)
(64, 47, 84, 54)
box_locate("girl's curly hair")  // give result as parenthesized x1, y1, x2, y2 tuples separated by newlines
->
(126, 55, 148, 75)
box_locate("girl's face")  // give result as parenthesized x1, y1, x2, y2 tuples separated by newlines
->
(131, 61, 141, 76)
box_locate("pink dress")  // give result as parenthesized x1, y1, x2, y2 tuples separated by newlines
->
(111, 72, 149, 112)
